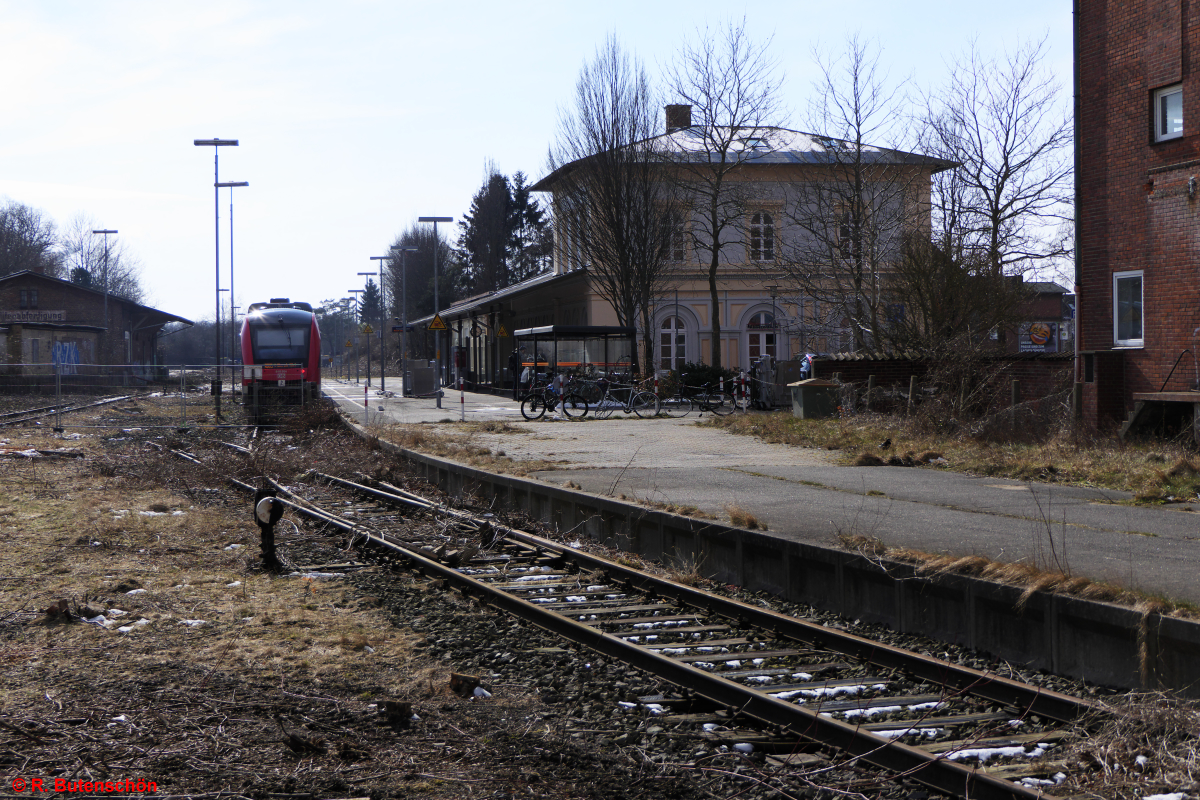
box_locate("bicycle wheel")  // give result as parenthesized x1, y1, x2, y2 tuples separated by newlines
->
(561, 392, 589, 419)
(593, 393, 617, 420)
(631, 391, 660, 418)
(709, 391, 736, 416)
(657, 394, 693, 418)
(520, 394, 547, 420)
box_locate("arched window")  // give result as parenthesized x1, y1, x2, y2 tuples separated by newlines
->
(747, 311, 776, 360)
(660, 316, 686, 371)
(750, 212, 774, 262)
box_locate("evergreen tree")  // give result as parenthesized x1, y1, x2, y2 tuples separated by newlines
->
(508, 171, 553, 282)
(358, 279, 383, 326)
(457, 165, 513, 293)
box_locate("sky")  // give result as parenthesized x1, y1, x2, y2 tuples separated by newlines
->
(0, 1, 1073, 324)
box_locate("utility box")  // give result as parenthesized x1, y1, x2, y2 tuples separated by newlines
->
(406, 360, 438, 397)
(789, 379, 839, 419)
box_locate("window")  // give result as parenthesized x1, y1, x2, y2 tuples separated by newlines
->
(1113, 270, 1144, 347)
(659, 316, 686, 371)
(1155, 84, 1183, 142)
(747, 311, 776, 360)
(19, 290, 37, 309)
(749, 212, 774, 262)
(663, 212, 685, 262)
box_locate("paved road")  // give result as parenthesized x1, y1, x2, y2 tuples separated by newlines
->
(324, 378, 1200, 605)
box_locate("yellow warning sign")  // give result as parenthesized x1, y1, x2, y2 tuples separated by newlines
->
(361, 324, 374, 334)
(428, 314, 447, 330)
(345, 340, 352, 347)
(497, 324, 509, 337)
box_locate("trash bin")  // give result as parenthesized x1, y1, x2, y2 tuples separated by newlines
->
(789, 379, 839, 419)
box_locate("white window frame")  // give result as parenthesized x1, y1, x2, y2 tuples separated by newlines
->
(1154, 84, 1183, 142)
(749, 212, 775, 262)
(1113, 269, 1144, 348)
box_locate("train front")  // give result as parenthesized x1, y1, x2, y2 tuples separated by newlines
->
(241, 301, 321, 418)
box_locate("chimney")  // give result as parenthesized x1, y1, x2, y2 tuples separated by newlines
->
(666, 104, 692, 133)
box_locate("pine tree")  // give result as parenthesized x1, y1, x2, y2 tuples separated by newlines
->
(457, 166, 513, 293)
(509, 171, 552, 282)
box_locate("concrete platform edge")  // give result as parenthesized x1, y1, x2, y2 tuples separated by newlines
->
(339, 415, 1200, 696)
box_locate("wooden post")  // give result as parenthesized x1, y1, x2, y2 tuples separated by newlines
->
(866, 375, 876, 412)
(907, 375, 917, 415)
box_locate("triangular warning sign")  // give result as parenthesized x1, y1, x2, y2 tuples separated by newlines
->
(497, 324, 509, 337)
(428, 314, 447, 330)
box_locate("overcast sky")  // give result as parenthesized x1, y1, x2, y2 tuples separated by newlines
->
(1, 1, 1072, 323)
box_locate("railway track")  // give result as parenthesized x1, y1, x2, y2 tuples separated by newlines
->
(0, 394, 135, 428)
(221, 463, 1103, 800)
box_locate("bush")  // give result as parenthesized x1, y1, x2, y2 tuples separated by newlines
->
(677, 361, 736, 392)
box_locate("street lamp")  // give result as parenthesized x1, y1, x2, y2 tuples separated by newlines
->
(766, 284, 780, 358)
(348, 289, 364, 384)
(216, 180, 248, 396)
(194, 137, 238, 418)
(368, 256, 390, 393)
(91, 229, 117, 363)
(418, 216, 452, 385)
(393, 245, 419, 395)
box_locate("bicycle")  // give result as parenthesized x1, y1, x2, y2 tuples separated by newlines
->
(591, 378, 658, 419)
(656, 383, 737, 417)
(520, 381, 589, 421)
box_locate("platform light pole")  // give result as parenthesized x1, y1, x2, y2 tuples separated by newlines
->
(348, 289, 364, 384)
(194, 137, 238, 418)
(90, 229, 117, 363)
(417, 216, 452, 385)
(216, 180, 248, 396)
(368, 256, 389, 393)
(393, 245, 418, 395)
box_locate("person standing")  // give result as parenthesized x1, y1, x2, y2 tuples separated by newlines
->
(509, 348, 522, 400)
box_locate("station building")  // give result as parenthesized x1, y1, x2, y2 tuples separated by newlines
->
(0, 270, 192, 380)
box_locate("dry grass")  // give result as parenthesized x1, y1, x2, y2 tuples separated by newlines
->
(724, 503, 766, 530)
(703, 410, 1200, 502)
(362, 418, 562, 477)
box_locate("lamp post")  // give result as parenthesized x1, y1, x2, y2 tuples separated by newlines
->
(418, 216, 452, 385)
(348, 289, 364, 383)
(194, 137, 238, 418)
(393, 245, 419, 396)
(216, 180, 248, 397)
(368, 256, 389, 393)
(90, 229, 117, 363)
(766, 284, 780, 359)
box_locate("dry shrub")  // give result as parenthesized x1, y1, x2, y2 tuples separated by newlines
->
(837, 533, 888, 557)
(1059, 692, 1200, 797)
(854, 452, 884, 466)
(724, 503, 765, 530)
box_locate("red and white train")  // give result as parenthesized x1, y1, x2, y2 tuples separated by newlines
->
(240, 299, 322, 422)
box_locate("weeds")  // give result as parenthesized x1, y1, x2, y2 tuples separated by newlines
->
(725, 503, 766, 530)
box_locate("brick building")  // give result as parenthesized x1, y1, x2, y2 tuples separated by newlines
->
(1077, 1, 1200, 432)
(0, 270, 191, 376)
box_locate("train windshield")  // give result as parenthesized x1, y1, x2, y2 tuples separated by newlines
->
(251, 322, 310, 362)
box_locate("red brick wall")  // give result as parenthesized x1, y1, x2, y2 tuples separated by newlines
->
(1078, 0, 1200, 425)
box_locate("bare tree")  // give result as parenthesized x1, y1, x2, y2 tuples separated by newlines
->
(59, 214, 146, 304)
(921, 36, 1073, 276)
(0, 200, 60, 277)
(780, 35, 930, 354)
(547, 34, 678, 374)
(664, 19, 785, 368)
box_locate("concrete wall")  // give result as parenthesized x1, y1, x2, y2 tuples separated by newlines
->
(359, 425, 1200, 696)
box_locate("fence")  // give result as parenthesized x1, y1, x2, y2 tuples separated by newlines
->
(0, 363, 266, 429)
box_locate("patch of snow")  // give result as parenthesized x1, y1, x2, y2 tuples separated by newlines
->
(226, 581, 242, 588)
(116, 618, 151, 633)
(940, 743, 1052, 763)
(178, 619, 206, 627)
(223, 544, 244, 551)
(472, 687, 492, 699)
(732, 743, 754, 754)
(125, 589, 147, 595)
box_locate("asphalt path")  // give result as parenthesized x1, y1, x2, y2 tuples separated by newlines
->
(323, 378, 1200, 605)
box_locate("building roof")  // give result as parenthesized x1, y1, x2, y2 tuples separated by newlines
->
(409, 269, 578, 325)
(1026, 281, 1070, 295)
(532, 126, 956, 191)
(0, 270, 193, 326)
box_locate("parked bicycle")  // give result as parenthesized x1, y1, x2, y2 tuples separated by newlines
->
(520, 380, 589, 421)
(656, 383, 737, 417)
(591, 378, 658, 419)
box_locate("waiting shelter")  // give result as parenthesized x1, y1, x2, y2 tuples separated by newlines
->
(514, 325, 636, 380)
